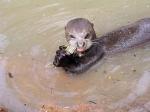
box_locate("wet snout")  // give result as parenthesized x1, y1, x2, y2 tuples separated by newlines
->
(76, 40, 87, 52)
(77, 41, 86, 48)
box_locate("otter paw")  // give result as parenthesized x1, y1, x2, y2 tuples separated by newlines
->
(53, 49, 67, 67)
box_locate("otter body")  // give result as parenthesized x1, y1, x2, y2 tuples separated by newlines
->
(53, 18, 150, 74)
(101, 18, 150, 53)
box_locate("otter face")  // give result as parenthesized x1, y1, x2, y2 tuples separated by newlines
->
(65, 18, 96, 52)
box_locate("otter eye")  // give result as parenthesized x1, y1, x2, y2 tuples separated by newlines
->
(70, 35, 75, 39)
(85, 33, 90, 39)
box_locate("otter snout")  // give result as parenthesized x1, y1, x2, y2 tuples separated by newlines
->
(76, 40, 88, 52)
(77, 41, 86, 48)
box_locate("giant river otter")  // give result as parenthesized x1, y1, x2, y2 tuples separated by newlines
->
(53, 18, 150, 74)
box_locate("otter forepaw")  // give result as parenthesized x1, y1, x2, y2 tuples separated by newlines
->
(53, 47, 67, 67)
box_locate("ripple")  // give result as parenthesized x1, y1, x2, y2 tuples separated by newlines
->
(0, 34, 9, 54)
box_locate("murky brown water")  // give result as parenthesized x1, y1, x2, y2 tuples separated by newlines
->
(0, 0, 150, 112)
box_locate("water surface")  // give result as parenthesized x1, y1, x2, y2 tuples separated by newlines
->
(0, 0, 150, 112)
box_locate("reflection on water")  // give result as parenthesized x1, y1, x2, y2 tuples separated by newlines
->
(0, 0, 150, 112)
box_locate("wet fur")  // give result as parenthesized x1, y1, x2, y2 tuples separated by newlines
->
(53, 18, 150, 74)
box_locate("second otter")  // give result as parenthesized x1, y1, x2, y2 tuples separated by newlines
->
(53, 18, 150, 74)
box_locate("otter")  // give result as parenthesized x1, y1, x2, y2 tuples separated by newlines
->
(53, 18, 150, 74)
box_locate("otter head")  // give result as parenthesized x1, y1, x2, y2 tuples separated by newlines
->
(65, 18, 96, 53)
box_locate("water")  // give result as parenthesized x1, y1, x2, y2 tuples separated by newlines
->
(0, 0, 150, 112)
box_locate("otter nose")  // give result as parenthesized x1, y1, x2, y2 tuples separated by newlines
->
(77, 41, 85, 47)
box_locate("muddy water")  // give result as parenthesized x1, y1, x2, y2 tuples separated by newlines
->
(0, 0, 150, 112)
